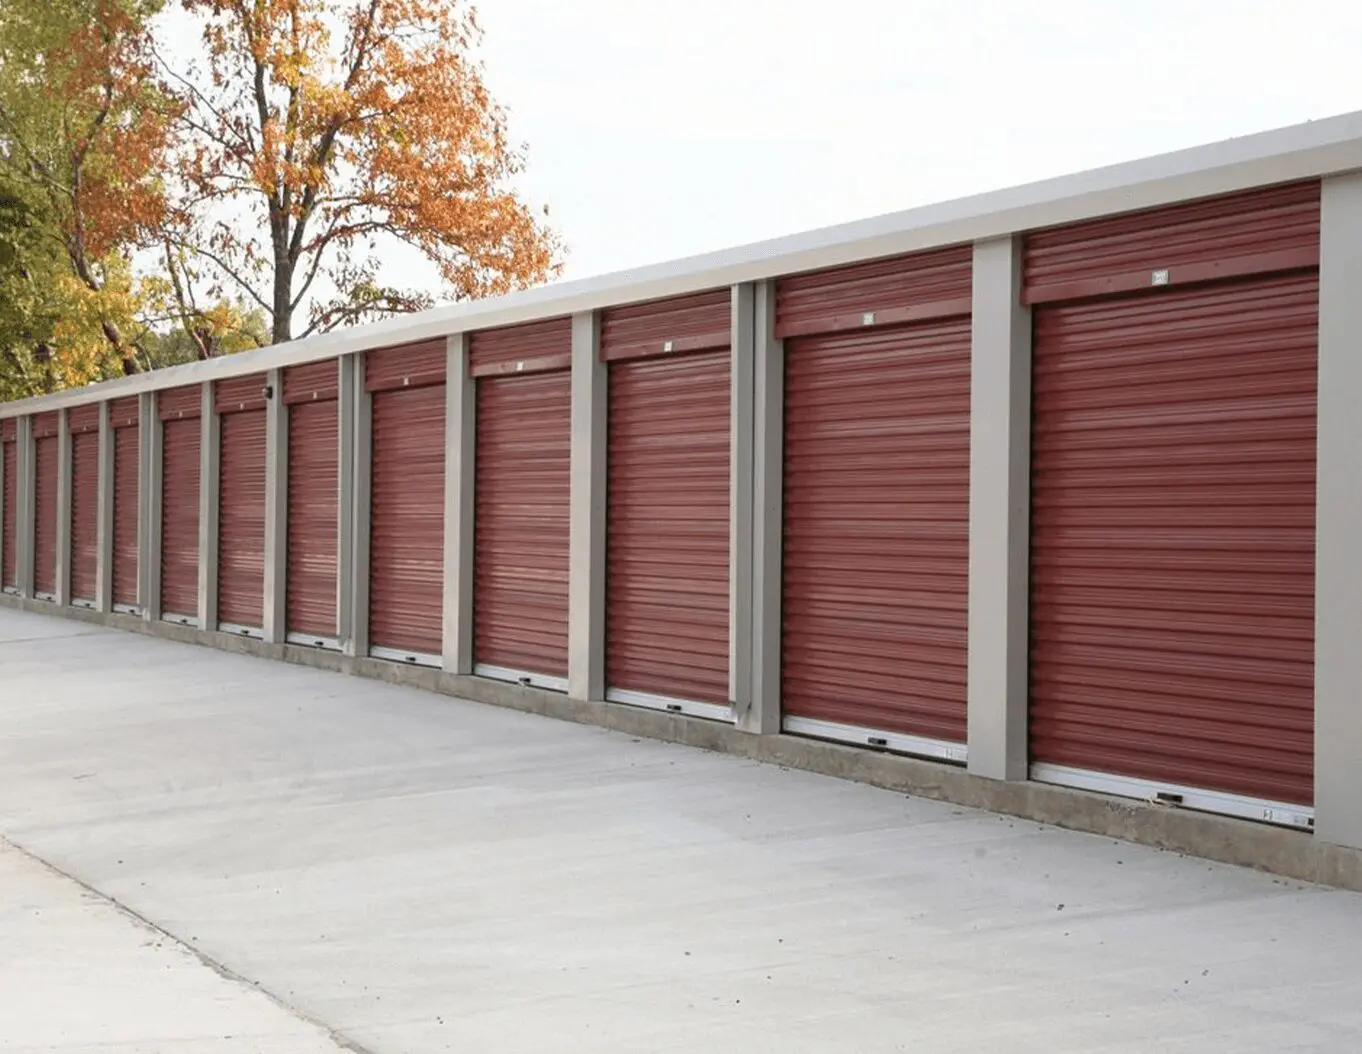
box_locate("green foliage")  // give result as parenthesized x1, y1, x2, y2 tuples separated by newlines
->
(0, 181, 69, 399)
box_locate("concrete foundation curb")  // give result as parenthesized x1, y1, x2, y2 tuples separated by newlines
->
(6, 592, 1359, 894)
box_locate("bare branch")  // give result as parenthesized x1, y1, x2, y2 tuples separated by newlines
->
(163, 233, 273, 314)
(151, 41, 256, 154)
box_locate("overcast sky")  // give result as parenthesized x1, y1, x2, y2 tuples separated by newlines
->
(156, 1, 1362, 302)
(470, 0, 1362, 280)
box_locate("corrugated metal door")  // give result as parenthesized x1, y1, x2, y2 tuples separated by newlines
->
(1027, 181, 1320, 826)
(159, 386, 201, 623)
(779, 247, 974, 760)
(367, 341, 446, 663)
(32, 412, 60, 599)
(471, 319, 572, 688)
(68, 406, 101, 606)
(285, 361, 340, 646)
(110, 398, 140, 611)
(604, 291, 732, 716)
(215, 376, 268, 633)
(2, 420, 17, 592)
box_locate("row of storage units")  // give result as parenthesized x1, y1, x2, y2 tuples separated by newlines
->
(0, 179, 1321, 832)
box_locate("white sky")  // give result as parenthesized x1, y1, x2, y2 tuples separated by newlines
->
(472, 0, 1362, 280)
(158, 1, 1362, 302)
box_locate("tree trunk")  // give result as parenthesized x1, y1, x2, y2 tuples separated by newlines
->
(271, 217, 295, 344)
(99, 319, 138, 376)
(272, 263, 294, 344)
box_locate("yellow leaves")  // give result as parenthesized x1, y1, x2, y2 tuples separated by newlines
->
(26, 263, 141, 392)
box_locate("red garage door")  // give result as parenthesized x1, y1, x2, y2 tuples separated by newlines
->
(1027, 181, 1320, 827)
(68, 405, 101, 606)
(285, 361, 340, 646)
(32, 412, 60, 600)
(2, 419, 17, 593)
(779, 248, 973, 761)
(159, 385, 202, 624)
(215, 376, 268, 633)
(470, 319, 572, 689)
(604, 291, 731, 718)
(367, 341, 446, 663)
(110, 397, 140, 612)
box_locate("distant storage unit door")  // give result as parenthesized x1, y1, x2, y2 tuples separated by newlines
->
(2, 420, 16, 592)
(110, 398, 140, 612)
(470, 319, 573, 689)
(215, 376, 268, 633)
(603, 291, 732, 718)
(1026, 181, 1321, 828)
(32, 412, 60, 599)
(779, 247, 974, 762)
(367, 341, 446, 663)
(159, 386, 202, 623)
(68, 406, 101, 606)
(285, 361, 340, 646)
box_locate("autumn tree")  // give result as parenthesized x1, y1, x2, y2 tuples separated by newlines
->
(0, 0, 177, 380)
(0, 183, 63, 398)
(165, 0, 560, 345)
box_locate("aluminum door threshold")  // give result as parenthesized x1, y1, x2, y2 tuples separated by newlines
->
(476, 664, 567, 694)
(606, 687, 733, 723)
(370, 645, 441, 669)
(286, 632, 342, 652)
(1031, 763, 1314, 831)
(783, 716, 968, 765)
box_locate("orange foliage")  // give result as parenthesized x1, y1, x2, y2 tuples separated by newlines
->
(51, 2, 176, 264)
(0, 0, 178, 376)
(172, 0, 561, 342)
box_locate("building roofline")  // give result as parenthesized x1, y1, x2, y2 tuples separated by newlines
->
(5, 108, 1362, 418)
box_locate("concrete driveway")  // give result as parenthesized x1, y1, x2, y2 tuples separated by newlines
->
(2, 606, 1360, 1053)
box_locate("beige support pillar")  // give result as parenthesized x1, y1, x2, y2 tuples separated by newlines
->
(966, 235, 1032, 781)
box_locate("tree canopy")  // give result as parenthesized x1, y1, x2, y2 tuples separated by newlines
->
(0, 0, 559, 400)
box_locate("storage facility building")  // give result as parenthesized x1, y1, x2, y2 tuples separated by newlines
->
(3, 112, 1361, 883)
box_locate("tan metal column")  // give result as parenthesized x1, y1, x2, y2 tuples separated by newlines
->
(140, 393, 161, 623)
(567, 311, 606, 701)
(95, 402, 115, 613)
(262, 369, 288, 643)
(343, 355, 371, 658)
(744, 280, 783, 735)
(1314, 172, 1362, 850)
(966, 235, 1032, 781)
(197, 383, 219, 630)
(17, 416, 35, 597)
(442, 333, 476, 675)
(55, 410, 72, 606)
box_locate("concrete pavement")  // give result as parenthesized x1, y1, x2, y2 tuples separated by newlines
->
(0, 839, 349, 1053)
(2, 605, 1361, 1053)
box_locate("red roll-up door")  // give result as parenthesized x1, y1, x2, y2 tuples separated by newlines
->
(285, 361, 340, 644)
(215, 376, 268, 631)
(110, 397, 140, 611)
(367, 341, 446, 662)
(604, 291, 731, 714)
(1026, 181, 1320, 824)
(2, 419, 16, 592)
(159, 385, 202, 622)
(778, 247, 974, 759)
(470, 319, 572, 686)
(32, 412, 60, 599)
(68, 405, 101, 605)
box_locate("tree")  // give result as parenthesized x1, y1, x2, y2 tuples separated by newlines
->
(0, 187, 60, 399)
(0, 174, 142, 399)
(0, 0, 178, 378)
(140, 298, 270, 368)
(165, 0, 561, 345)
